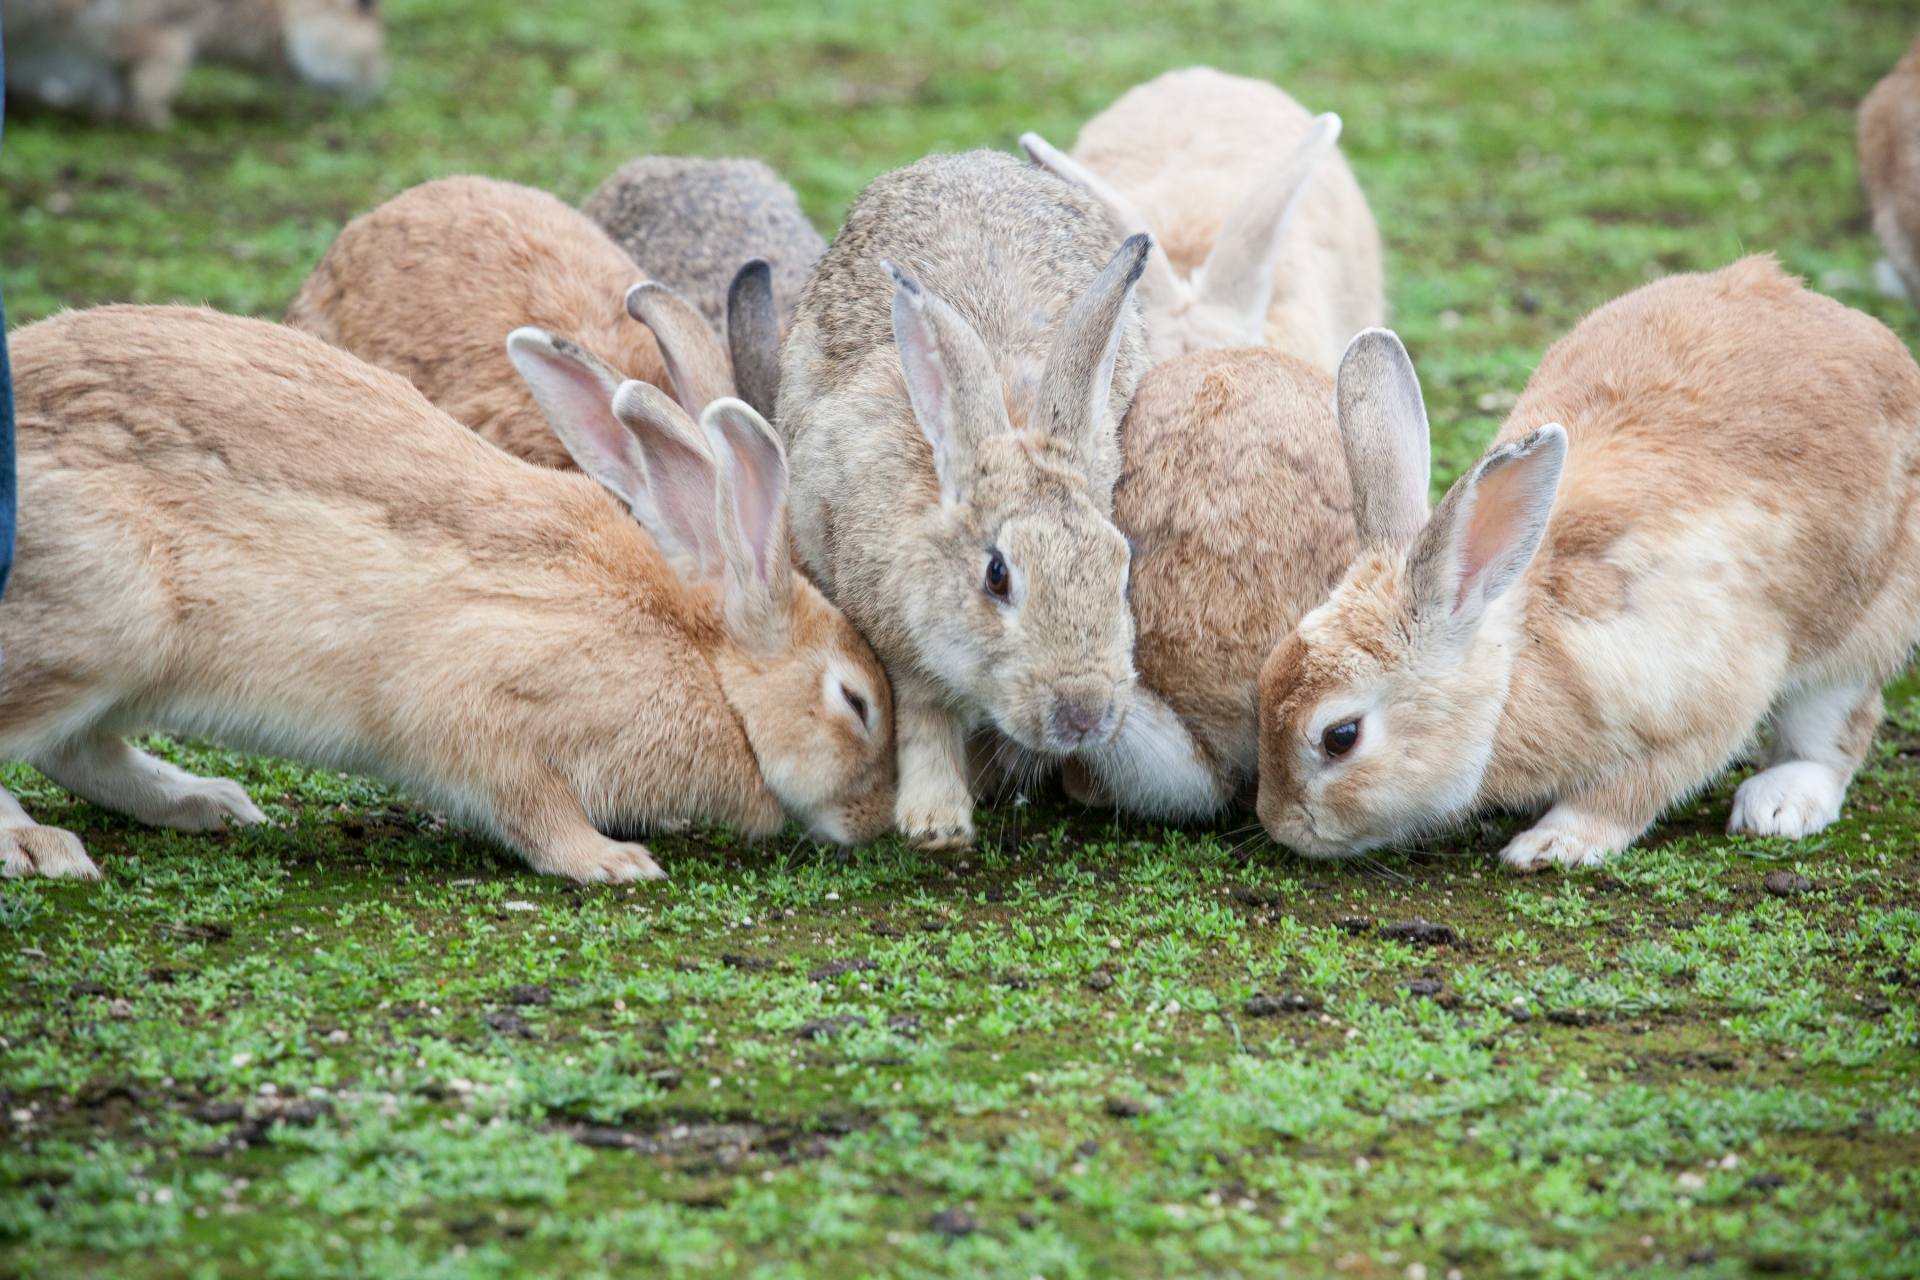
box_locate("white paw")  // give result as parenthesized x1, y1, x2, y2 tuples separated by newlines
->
(1729, 762, 1844, 840)
(895, 772, 975, 851)
(1499, 824, 1613, 872)
(1, 825, 103, 880)
(164, 779, 268, 833)
(572, 840, 667, 884)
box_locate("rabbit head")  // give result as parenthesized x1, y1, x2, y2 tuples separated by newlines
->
(1256, 329, 1566, 857)
(1022, 115, 1341, 363)
(281, 0, 387, 99)
(507, 329, 896, 844)
(883, 235, 1150, 754)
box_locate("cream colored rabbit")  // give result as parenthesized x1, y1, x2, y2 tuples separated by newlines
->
(0, 306, 894, 882)
(1860, 36, 1920, 305)
(1257, 257, 1920, 870)
(1022, 66, 1383, 371)
(1066, 348, 1358, 819)
(288, 176, 746, 468)
(779, 150, 1149, 849)
(3, 0, 386, 127)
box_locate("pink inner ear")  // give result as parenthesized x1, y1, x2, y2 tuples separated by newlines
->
(642, 428, 722, 572)
(1456, 452, 1546, 610)
(710, 407, 787, 585)
(515, 341, 646, 501)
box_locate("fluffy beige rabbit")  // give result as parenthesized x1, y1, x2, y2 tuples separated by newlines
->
(288, 176, 749, 466)
(1860, 36, 1920, 305)
(2, 0, 386, 128)
(779, 150, 1150, 849)
(1257, 257, 1920, 870)
(1022, 66, 1383, 371)
(0, 306, 894, 882)
(1064, 348, 1358, 818)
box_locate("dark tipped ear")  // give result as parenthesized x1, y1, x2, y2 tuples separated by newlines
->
(625, 281, 734, 417)
(1336, 328, 1431, 551)
(1033, 233, 1150, 481)
(1020, 132, 1180, 305)
(1407, 425, 1567, 635)
(885, 259, 1011, 504)
(725, 259, 783, 420)
(506, 327, 649, 508)
(1199, 112, 1341, 324)
(607, 379, 726, 579)
(702, 397, 794, 648)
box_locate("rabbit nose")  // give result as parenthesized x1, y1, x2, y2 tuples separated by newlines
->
(1048, 682, 1115, 749)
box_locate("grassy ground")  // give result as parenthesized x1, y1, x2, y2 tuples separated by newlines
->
(5, 0, 1920, 1276)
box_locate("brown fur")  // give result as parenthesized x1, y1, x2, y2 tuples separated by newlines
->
(1860, 36, 1920, 304)
(287, 176, 694, 471)
(0, 307, 895, 882)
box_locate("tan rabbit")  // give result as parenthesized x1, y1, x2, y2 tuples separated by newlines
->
(1860, 36, 1920, 305)
(779, 150, 1150, 849)
(287, 175, 748, 466)
(1062, 348, 1358, 818)
(1257, 257, 1920, 870)
(2, 0, 386, 128)
(1022, 67, 1383, 372)
(0, 306, 894, 882)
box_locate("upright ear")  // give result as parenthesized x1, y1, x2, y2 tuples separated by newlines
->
(625, 281, 734, 418)
(1336, 327, 1431, 551)
(506, 327, 648, 509)
(1198, 113, 1341, 325)
(1020, 132, 1181, 306)
(1034, 232, 1151, 471)
(607, 379, 726, 578)
(1407, 426, 1567, 636)
(725, 258, 783, 421)
(885, 260, 1011, 504)
(701, 397, 794, 649)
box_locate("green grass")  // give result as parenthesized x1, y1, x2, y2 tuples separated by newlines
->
(5, 0, 1920, 1276)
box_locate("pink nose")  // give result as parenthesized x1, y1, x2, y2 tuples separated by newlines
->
(1050, 698, 1107, 747)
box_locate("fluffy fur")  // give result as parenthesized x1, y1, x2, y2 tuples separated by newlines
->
(1257, 257, 1920, 869)
(2, 0, 385, 127)
(0, 307, 895, 882)
(287, 176, 739, 470)
(778, 150, 1149, 848)
(1860, 36, 1920, 306)
(1069, 348, 1358, 819)
(1023, 66, 1383, 371)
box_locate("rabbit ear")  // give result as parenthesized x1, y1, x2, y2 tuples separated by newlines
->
(1197, 113, 1341, 325)
(606, 379, 726, 578)
(702, 397, 794, 649)
(725, 259, 783, 421)
(625, 282, 734, 418)
(1336, 327, 1431, 551)
(1020, 132, 1181, 306)
(507, 326, 651, 510)
(1408, 426, 1567, 636)
(885, 259, 1011, 503)
(1034, 232, 1150, 465)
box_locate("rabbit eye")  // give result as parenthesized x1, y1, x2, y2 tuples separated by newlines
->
(1322, 719, 1361, 757)
(984, 548, 1011, 601)
(841, 684, 870, 728)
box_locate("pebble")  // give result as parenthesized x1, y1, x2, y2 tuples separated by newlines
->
(1763, 871, 1813, 897)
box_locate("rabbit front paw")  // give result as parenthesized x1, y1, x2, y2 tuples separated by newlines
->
(1728, 762, 1845, 841)
(1499, 823, 1613, 872)
(1, 824, 101, 880)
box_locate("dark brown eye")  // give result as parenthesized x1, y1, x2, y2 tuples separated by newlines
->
(984, 548, 1011, 600)
(1322, 719, 1360, 757)
(841, 685, 869, 728)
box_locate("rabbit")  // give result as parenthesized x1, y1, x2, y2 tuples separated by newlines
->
(286, 175, 775, 462)
(2, 0, 386, 128)
(1021, 66, 1383, 372)
(0, 305, 895, 882)
(778, 149, 1151, 849)
(1256, 256, 1920, 871)
(1058, 347, 1358, 819)
(1860, 36, 1920, 305)
(581, 156, 823, 396)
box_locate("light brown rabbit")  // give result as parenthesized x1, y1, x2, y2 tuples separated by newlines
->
(1860, 36, 1920, 305)
(1062, 348, 1357, 819)
(2, 0, 386, 128)
(1257, 257, 1920, 871)
(0, 306, 894, 882)
(287, 175, 752, 465)
(779, 150, 1150, 850)
(1022, 66, 1383, 372)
